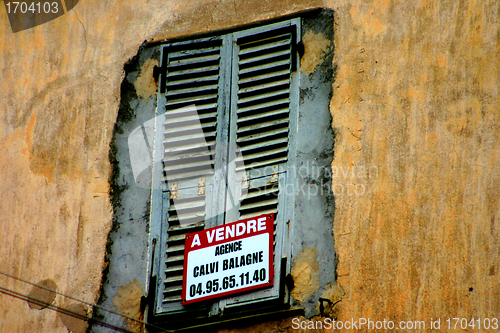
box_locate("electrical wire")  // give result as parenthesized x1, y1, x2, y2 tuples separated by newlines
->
(0, 269, 172, 333)
(0, 285, 136, 333)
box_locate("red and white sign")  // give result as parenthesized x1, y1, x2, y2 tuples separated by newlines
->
(181, 214, 274, 305)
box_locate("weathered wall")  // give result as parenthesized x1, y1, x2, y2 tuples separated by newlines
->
(0, 1, 321, 332)
(329, 0, 500, 326)
(1, 0, 499, 332)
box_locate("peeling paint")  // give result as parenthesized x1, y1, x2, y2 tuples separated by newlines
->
(318, 283, 344, 317)
(112, 279, 144, 332)
(291, 248, 319, 302)
(134, 58, 159, 100)
(300, 30, 331, 75)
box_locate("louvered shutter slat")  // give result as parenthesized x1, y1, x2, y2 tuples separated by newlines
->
(165, 94, 218, 108)
(237, 98, 289, 114)
(168, 53, 220, 67)
(167, 75, 220, 87)
(166, 254, 185, 263)
(165, 264, 184, 273)
(167, 234, 189, 242)
(168, 45, 221, 58)
(163, 161, 213, 174)
(163, 149, 214, 162)
(238, 59, 291, 75)
(167, 84, 219, 96)
(164, 139, 216, 155)
(238, 70, 290, 85)
(240, 197, 279, 211)
(169, 199, 205, 212)
(167, 63, 220, 77)
(237, 113, 289, 129)
(239, 48, 291, 65)
(165, 275, 183, 283)
(167, 209, 206, 220)
(240, 146, 287, 162)
(238, 107, 289, 122)
(238, 32, 291, 53)
(168, 221, 205, 232)
(165, 112, 217, 125)
(237, 118, 288, 134)
(239, 209, 278, 220)
(165, 244, 184, 254)
(164, 285, 183, 293)
(164, 124, 216, 137)
(238, 78, 290, 94)
(239, 136, 288, 153)
(238, 88, 289, 105)
(166, 102, 217, 114)
(236, 156, 288, 172)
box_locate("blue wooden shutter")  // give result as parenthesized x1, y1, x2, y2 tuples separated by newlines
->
(222, 18, 300, 309)
(150, 18, 300, 316)
(151, 36, 231, 315)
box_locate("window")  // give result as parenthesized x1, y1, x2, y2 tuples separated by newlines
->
(149, 18, 300, 317)
(93, 9, 334, 332)
(141, 11, 336, 327)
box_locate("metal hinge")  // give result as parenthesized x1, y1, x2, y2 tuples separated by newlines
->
(169, 182, 178, 199)
(198, 178, 206, 195)
(270, 165, 279, 183)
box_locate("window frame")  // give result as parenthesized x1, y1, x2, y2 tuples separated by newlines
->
(148, 18, 301, 318)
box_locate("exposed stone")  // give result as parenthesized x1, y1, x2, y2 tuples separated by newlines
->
(300, 30, 331, 74)
(318, 283, 344, 317)
(112, 279, 144, 332)
(291, 248, 320, 303)
(134, 58, 159, 100)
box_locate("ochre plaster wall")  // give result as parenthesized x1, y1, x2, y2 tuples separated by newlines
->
(0, 1, 321, 331)
(1, 0, 499, 332)
(329, 0, 500, 325)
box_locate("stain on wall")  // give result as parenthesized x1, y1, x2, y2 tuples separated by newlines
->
(59, 303, 88, 333)
(27, 279, 57, 310)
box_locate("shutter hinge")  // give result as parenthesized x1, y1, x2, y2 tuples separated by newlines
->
(291, 24, 303, 72)
(198, 178, 206, 195)
(169, 182, 178, 199)
(242, 172, 249, 189)
(154, 61, 167, 94)
(269, 165, 279, 184)
(153, 65, 162, 82)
